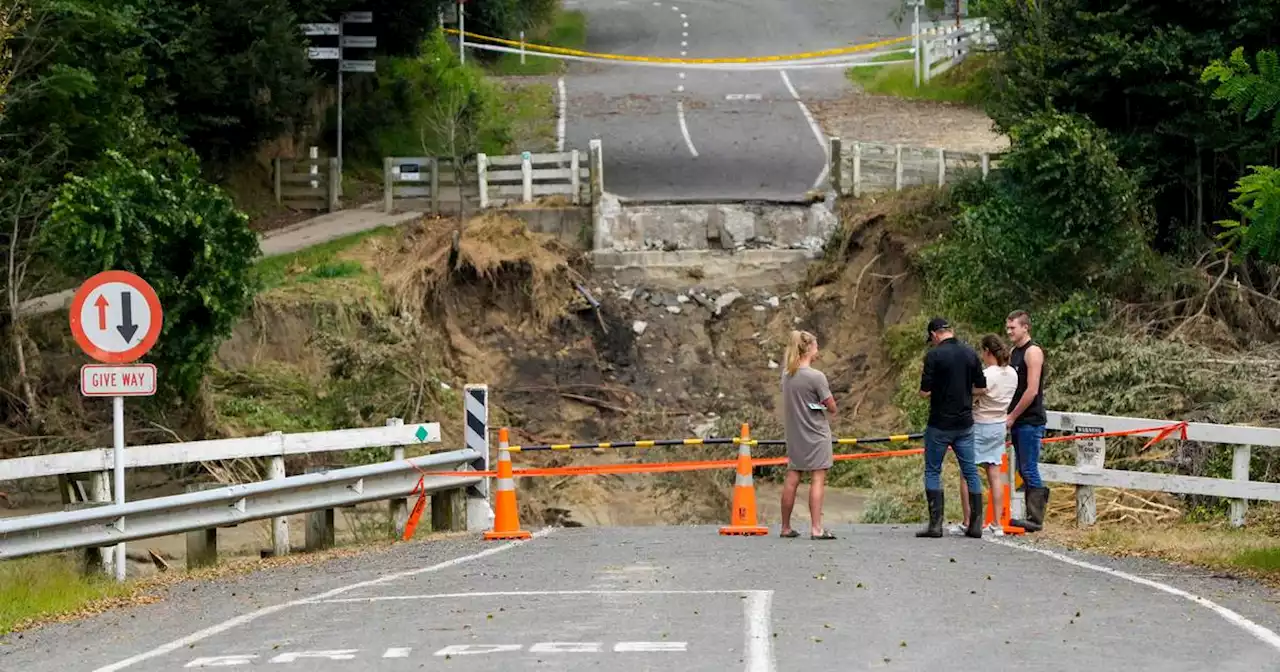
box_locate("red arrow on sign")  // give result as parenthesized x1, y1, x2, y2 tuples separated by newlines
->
(94, 294, 109, 330)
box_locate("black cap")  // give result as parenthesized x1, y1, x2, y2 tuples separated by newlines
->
(925, 317, 951, 343)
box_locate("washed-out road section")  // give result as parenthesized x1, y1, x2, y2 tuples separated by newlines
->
(563, 0, 906, 201)
(2, 526, 1279, 671)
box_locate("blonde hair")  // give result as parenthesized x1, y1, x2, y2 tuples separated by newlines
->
(784, 330, 817, 376)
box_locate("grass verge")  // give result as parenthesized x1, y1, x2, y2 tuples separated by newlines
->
(1037, 512, 1280, 587)
(497, 81, 558, 153)
(485, 9, 588, 76)
(0, 554, 137, 635)
(847, 51, 991, 105)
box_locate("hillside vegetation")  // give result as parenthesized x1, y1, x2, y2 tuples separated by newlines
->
(835, 0, 1280, 573)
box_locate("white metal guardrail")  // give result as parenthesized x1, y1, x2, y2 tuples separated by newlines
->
(0, 419, 442, 482)
(0, 448, 482, 559)
(1041, 411, 1280, 527)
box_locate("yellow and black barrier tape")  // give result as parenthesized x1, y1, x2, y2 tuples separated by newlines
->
(443, 28, 913, 65)
(508, 433, 923, 452)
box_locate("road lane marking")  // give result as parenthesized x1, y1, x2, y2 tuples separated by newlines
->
(184, 655, 256, 668)
(744, 591, 776, 672)
(315, 589, 756, 603)
(677, 101, 698, 158)
(270, 651, 358, 663)
(382, 648, 411, 658)
(725, 94, 763, 101)
(92, 528, 557, 672)
(556, 76, 567, 153)
(989, 538, 1280, 653)
(434, 645, 523, 657)
(778, 70, 830, 191)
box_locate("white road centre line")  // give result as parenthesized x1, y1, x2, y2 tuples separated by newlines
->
(778, 70, 830, 191)
(744, 591, 777, 672)
(988, 538, 1280, 653)
(556, 76, 567, 153)
(91, 528, 557, 672)
(677, 101, 699, 158)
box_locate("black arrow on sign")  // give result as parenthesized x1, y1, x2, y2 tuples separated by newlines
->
(116, 291, 139, 342)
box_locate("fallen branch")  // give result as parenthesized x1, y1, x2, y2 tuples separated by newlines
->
(560, 393, 630, 414)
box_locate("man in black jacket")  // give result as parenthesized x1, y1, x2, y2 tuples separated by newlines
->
(916, 317, 987, 539)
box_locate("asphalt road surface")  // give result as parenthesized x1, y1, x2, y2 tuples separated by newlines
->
(561, 0, 908, 201)
(4, 526, 1280, 671)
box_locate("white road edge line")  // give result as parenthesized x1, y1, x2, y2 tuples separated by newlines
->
(745, 590, 776, 672)
(677, 101, 699, 158)
(556, 76, 567, 153)
(778, 70, 830, 191)
(91, 528, 557, 672)
(988, 538, 1280, 652)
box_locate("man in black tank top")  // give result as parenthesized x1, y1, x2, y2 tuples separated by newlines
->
(1005, 310, 1049, 532)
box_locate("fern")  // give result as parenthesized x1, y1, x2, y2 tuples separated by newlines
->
(1216, 165, 1280, 264)
(1201, 47, 1280, 132)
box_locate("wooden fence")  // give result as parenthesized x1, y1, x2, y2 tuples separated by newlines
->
(828, 137, 1005, 197)
(274, 152, 340, 212)
(383, 146, 599, 213)
(921, 19, 992, 82)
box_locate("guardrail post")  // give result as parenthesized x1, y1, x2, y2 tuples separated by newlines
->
(305, 465, 336, 551)
(829, 137, 843, 195)
(1231, 445, 1252, 527)
(464, 384, 495, 532)
(85, 471, 114, 576)
(387, 418, 410, 537)
(185, 483, 221, 569)
(267, 435, 290, 557)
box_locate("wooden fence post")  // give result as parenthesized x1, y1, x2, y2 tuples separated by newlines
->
(477, 153, 489, 209)
(570, 149, 581, 205)
(829, 137, 843, 196)
(327, 157, 340, 212)
(852, 142, 862, 198)
(383, 157, 394, 213)
(429, 158, 440, 214)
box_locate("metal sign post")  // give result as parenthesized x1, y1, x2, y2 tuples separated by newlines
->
(458, 1, 466, 65)
(909, 0, 923, 88)
(300, 14, 377, 190)
(68, 270, 163, 582)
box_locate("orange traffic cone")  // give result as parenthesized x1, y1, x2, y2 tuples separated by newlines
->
(719, 423, 768, 536)
(484, 428, 531, 541)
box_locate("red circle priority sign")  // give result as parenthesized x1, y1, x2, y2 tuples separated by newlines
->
(69, 270, 164, 364)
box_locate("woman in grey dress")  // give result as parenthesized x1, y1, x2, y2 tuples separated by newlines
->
(778, 330, 838, 540)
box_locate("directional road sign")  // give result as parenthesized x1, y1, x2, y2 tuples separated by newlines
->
(69, 270, 163, 364)
(81, 364, 157, 397)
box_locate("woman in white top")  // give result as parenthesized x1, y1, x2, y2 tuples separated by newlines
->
(953, 334, 1019, 536)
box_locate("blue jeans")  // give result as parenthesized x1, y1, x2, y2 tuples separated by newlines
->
(923, 425, 983, 493)
(1010, 423, 1044, 488)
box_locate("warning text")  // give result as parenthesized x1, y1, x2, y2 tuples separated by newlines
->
(80, 363, 157, 397)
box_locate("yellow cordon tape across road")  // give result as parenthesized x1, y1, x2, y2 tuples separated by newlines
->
(443, 28, 913, 64)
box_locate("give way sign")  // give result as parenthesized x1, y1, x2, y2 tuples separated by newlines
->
(69, 270, 164, 364)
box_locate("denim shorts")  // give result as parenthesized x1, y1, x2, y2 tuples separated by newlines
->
(973, 421, 1006, 465)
